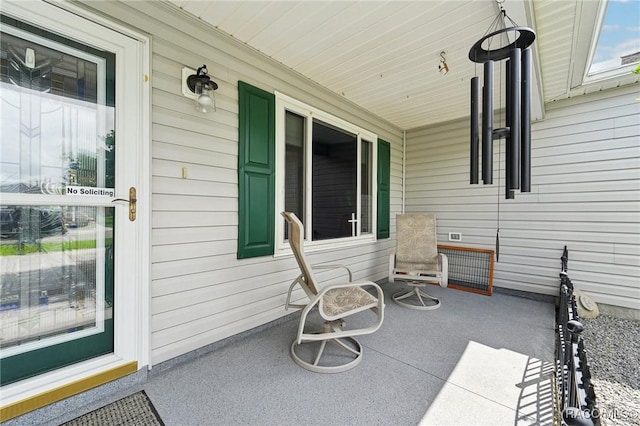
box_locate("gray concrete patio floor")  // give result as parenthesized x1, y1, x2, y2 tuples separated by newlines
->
(13, 281, 557, 426)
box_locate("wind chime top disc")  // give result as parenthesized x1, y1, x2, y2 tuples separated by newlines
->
(468, 26, 535, 63)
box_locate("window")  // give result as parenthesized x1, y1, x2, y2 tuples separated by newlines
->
(237, 82, 389, 259)
(276, 92, 377, 252)
(284, 111, 305, 231)
(586, 0, 640, 79)
(361, 138, 373, 234)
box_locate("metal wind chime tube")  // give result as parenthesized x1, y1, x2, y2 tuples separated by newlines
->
(468, 5, 535, 200)
(521, 48, 532, 193)
(508, 47, 521, 191)
(482, 60, 494, 184)
(470, 76, 479, 184)
(505, 58, 514, 199)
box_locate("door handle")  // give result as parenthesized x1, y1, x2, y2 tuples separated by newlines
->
(112, 187, 137, 221)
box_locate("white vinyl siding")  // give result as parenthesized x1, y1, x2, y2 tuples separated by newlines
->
(76, 1, 402, 365)
(404, 84, 640, 310)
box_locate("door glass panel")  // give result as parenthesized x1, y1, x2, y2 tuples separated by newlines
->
(0, 16, 116, 385)
(0, 25, 113, 194)
(0, 206, 112, 356)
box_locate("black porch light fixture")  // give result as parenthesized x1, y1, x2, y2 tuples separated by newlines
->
(468, 3, 535, 200)
(186, 64, 218, 113)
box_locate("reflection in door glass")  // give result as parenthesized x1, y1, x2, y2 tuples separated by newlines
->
(0, 25, 115, 193)
(0, 206, 113, 356)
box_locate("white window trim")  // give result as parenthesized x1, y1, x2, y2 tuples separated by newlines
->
(274, 92, 377, 255)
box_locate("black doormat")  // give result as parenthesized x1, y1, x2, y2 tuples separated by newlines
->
(61, 390, 164, 426)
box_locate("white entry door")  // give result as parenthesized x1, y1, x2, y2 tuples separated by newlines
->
(0, 1, 148, 396)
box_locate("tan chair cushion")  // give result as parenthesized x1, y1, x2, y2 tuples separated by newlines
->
(396, 214, 438, 266)
(321, 287, 378, 317)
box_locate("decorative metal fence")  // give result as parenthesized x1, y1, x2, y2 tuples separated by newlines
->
(556, 246, 599, 426)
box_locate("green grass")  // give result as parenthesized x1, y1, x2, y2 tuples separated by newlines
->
(0, 239, 112, 256)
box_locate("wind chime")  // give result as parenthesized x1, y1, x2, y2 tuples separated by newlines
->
(468, 2, 535, 259)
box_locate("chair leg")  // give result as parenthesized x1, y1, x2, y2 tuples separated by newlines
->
(290, 321, 364, 373)
(291, 337, 363, 373)
(392, 286, 441, 310)
(312, 340, 328, 366)
(331, 336, 362, 356)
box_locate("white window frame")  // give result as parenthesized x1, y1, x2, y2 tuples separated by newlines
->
(583, 0, 639, 84)
(274, 92, 377, 255)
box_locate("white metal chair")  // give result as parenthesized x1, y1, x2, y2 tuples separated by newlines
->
(389, 213, 448, 310)
(282, 211, 385, 373)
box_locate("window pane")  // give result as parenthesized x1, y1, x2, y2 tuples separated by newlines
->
(284, 111, 305, 239)
(588, 1, 640, 74)
(361, 140, 373, 234)
(311, 119, 357, 241)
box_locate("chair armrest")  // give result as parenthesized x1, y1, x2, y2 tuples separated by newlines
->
(285, 274, 309, 310)
(311, 264, 353, 282)
(439, 253, 448, 288)
(297, 281, 385, 342)
(389, 251, 397, 283)
(286, 264, 356, 311)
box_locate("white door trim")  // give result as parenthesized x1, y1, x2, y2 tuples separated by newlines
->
(0, 0, 151, 406)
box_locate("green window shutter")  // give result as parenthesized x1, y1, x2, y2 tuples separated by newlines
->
(377, 139, 391, 239)
(237, 81, 275, 258)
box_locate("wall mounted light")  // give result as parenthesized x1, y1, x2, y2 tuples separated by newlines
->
(438, 51, 449, 75)
(182, 65, 218, 113)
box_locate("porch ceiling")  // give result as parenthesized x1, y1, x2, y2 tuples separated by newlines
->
(166, 0, 606, 130)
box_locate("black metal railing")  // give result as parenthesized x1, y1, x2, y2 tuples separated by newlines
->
(556, 246, 599, 426)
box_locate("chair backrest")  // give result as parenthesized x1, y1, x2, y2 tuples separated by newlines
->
(395, 213, 439, 270)
(281, 211, 319, 296)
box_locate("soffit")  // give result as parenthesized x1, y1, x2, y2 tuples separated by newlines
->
(166, 0, 632, 130)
